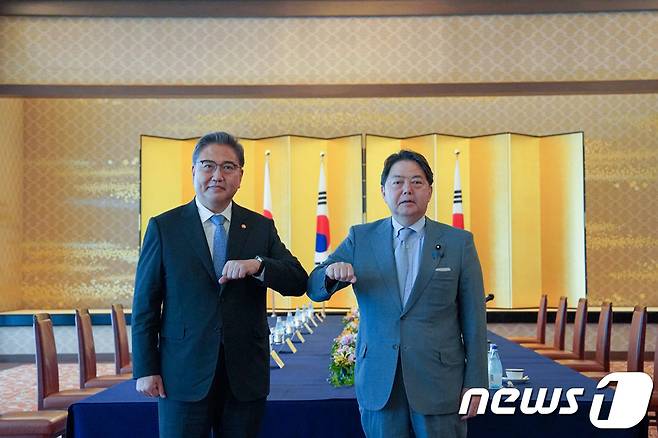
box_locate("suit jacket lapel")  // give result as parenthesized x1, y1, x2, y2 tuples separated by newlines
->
(181, 200, 217, 284)
(370, 219, 403, 312)
(226, 203, 251, 262)
(401, 219, 445, 316)
(220, 203, 252, 295)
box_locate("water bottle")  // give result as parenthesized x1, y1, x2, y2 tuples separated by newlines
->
(488, 344, 503, 390)
(285, 312, 294, 335)
(274, 317, 284, 344)
(294, 308, 302, 328)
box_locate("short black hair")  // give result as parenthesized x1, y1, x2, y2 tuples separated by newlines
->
(192, 131, 245, 167)
(380, 150, 433, 186)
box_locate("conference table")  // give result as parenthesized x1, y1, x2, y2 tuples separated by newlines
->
(67, 315, 647, 438)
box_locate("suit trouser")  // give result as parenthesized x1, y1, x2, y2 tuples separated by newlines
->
(158, 344, 266, 438)
(360, 359, 467, 438)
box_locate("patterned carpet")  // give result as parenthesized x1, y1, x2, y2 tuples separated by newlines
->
(0, 362, 116, 412)
(0, 361, 654, 436)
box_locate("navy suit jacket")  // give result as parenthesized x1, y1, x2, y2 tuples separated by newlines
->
(308, 217, 488, 414)
(132, 200, 308, 402)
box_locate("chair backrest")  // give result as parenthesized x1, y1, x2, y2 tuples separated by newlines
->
(75, 308, 98, 388)
(111, 304, 131, 374)
(552, 296, 567, 350)
(627, 305, 647, 372)
(536, 294, 548, 344)
(653, 327, 658, 384)
(595, 302, 613, 371)
(33, 313, 60, 410)
(571, 298, 588, 359)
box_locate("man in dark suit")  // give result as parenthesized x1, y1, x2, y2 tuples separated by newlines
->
(307, 150, 487, 438)
(132, 131, 308, 438)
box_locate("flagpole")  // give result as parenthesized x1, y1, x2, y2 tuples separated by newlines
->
(265, 150, 277, 318)
(319, 152, 327, 318)
(452, 150, 465, 230)
(312, 151, 328, 318)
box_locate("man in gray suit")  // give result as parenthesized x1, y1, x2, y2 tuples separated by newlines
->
(307, 150, 487, 438)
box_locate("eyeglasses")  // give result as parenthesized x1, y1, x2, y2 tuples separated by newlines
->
(196, 160, 241, 175)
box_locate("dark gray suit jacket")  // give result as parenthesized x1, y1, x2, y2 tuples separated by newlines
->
(307, 217, 487, 414)
(132, 200, 308, 402)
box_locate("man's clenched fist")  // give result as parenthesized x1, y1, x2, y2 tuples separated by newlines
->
(325, 262, 357, 284)
(136, 375, 166, 398)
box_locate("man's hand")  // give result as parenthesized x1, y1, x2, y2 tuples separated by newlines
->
(325, 262, 357, 284)
(136, 375, 166, 398)
(460, 388, 480, 420)
(219, 259, 261, 284)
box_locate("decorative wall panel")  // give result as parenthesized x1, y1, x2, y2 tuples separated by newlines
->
(1, 13, 657, 85)
(16, 94, 658, 309)
(0, 98, 23, 311)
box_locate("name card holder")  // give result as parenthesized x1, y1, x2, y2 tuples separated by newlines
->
(285, 338, 297, 353)
(270, 350, 285, 368)
(304, 323, 314, 334)
(295, 330, 306, 343)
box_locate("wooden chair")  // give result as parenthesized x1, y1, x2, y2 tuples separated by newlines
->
(581, 305, 647, 380)
(508, 294, 547, 344)
(520, 296, 567, 351)
(0, 410, 67, 438)
(535, 298, 587, 360)
(34, 314, 102, 410)
(75, 309, 132, 389)
(557, 302, 612, 373)
(647, 330, 658, 429)
(111, 304, 133, 375)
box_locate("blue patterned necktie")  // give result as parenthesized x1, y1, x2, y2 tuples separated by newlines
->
(209, 214, 227, 279)
(395, 227, 415, 306)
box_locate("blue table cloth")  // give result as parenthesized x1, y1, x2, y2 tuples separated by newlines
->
(67, 318, 647, 438)
(68, 315, 360, 438)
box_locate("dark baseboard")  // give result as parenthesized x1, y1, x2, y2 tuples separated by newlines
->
(0, 353, 116, 363)
(2, 80, 658, 99)
(0, 351, 650, 363)
(2, 1, 658, 18)
(2, 308, 656, 327)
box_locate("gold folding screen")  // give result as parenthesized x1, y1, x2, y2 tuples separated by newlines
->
(365, 133, 586, 308)
(142, 132, 585, 310)
(141, 135, 362, 310)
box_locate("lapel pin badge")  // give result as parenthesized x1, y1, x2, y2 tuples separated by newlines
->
(241, 223, 247, 229)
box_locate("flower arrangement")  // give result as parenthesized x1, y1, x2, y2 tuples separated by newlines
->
(342, 307, 360, 325)
(329, 309, 360, 387)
